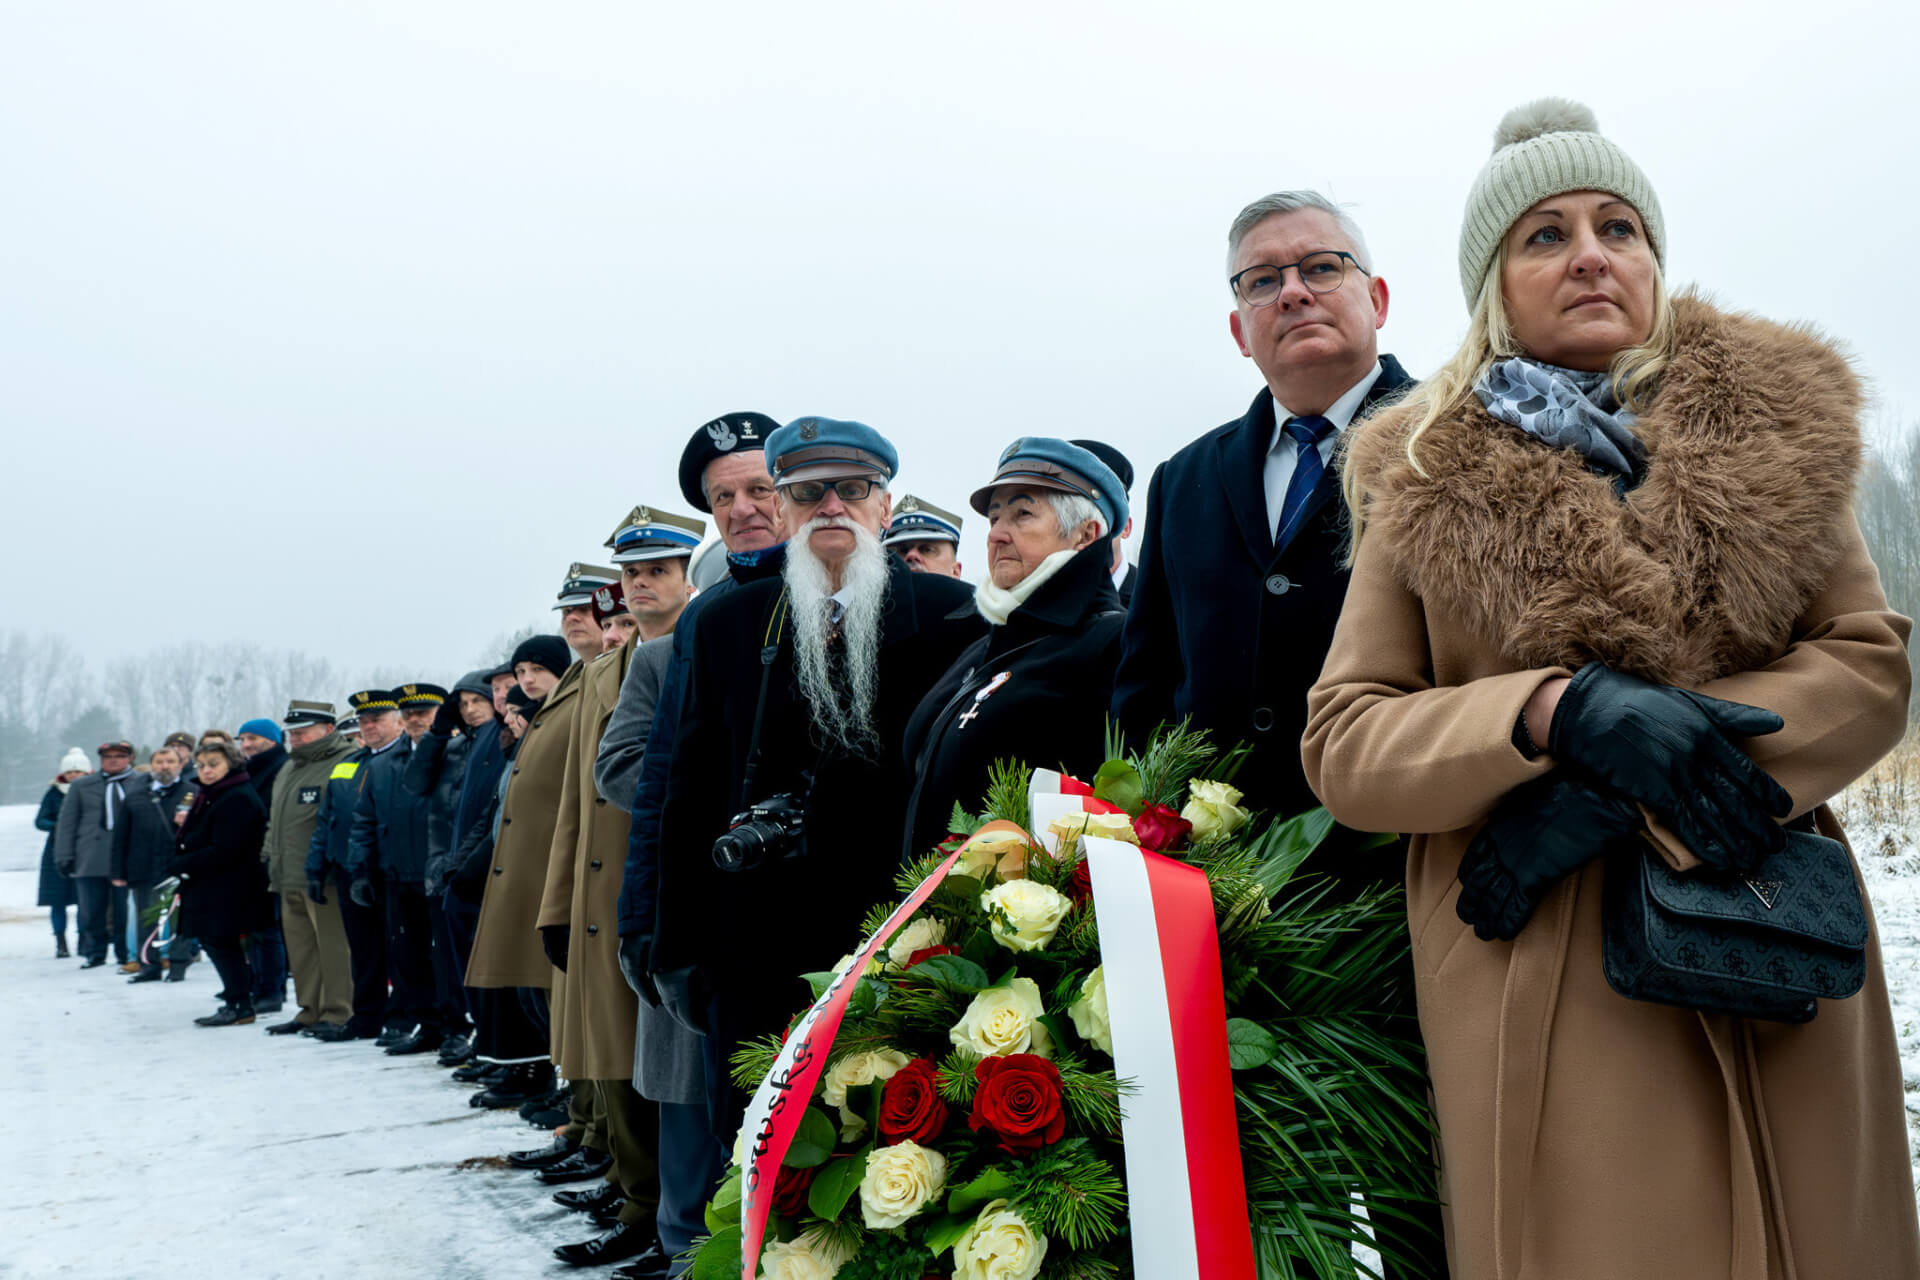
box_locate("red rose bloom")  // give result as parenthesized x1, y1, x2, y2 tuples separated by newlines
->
(1068, 857, 1093, 906)
(969, 1053, 1067, 1153)
(879, 1058, 949, 1145)
(1132, 802, 1193, 852)
(905, 944, 959, 968)
(771, 1161, 815, 1218)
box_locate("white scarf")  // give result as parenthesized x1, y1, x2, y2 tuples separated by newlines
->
(974, 547, 1079, 627)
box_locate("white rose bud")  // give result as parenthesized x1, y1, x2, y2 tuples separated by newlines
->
(949, 977, 1054, 1058)
(1066, 965, 1112, 1055)
(857, 1139, 948, 1229)
(1181, 778, 1251, 840)
(1045, 810, 1138, 855)
(885, 916, 948, 970)
(979, 880, 1073, 953)
(952, 1198, 1049, 1280)
(759, 1228, 854, 1280)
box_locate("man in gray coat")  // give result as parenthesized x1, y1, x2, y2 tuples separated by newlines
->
(53, 740, 138, 968)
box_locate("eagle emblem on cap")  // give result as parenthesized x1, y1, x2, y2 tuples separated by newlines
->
(595, 586, 615, 609)
(798, 419, 819, 441)
(899, 496, 922, 513)
(1001, 439, 1025, 462)
(403, 685, 417, 696)
(706, 418, 738, 452)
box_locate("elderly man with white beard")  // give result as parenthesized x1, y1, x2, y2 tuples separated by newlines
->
(649, 415, 983, 1153)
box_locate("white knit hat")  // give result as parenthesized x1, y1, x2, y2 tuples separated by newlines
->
(1457, 98, 1664, 306)
(59, 747, 89, 774)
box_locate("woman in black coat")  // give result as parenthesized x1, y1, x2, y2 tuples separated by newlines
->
(173, 740, 271, 1026)
(901, 438, 1132, 858)
(35, 753, 87, 957)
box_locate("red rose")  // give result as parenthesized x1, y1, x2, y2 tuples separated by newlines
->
(968, 1053, 1067, 1153)
(879, 1058, 949, 1145)
(1068, 857, 1093, 906)
(771, 1161, 815, 1218)
(1132, 802, 1193, 852)
(905, 944, 959, 968)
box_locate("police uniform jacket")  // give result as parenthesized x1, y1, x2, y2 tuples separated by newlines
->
(539, 642, 640, 1080)
(347, 736, 431, 883)
(173, 770, 272, 939)
(305, 744, 372, 886)
(901, 541, 1126, 858)
(1112, 356, 1413, 823)
(468, 658, 584, 989)
(266, 731, 358, 893)
(654, 553, 983, 1056)
(117, 774, 196, 886)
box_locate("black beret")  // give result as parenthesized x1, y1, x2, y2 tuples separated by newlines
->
(678, 412, 781, 513)
(508, 635, 572, 679)
(1069, 438, 1134, 493)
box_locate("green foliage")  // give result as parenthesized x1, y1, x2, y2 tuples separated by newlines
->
(687, 1226, 741, 1280)
(979, 758, 1033, 830)
(730, 1034, 784, 1091)
(808, 1150, 868, 1221)
(1008, 1140, 1127, 1251)
(1128, 718, 1218, 810)
(834, 1231, 939, 1280)
(785, 1107, 838, 1168)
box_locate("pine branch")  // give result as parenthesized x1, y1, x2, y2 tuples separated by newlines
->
(980, 758, 1034, 830)
(1010, 1141, 1127, 1251)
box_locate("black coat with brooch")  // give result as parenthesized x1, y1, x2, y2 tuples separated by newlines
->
(901, 541, 1126, 858)
(1112, 356, 1414, 821)
(173, 770, 272, 939)
(116, 774, 196, 886)
(654, 553, 984, 1044)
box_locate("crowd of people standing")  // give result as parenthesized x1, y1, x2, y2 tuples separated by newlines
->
(28, 98, 1920, 1279)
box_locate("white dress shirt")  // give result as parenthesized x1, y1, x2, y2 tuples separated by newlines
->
(1264, 360, 1384, 540)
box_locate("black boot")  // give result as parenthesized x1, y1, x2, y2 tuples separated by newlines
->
(386, 1025, 445, 1056)
(54, 935, 70, 959)
(608, 1240, 672, 1280)
(553, 1221, 662, 1269)
(81, 956, 105, 969)
(127, 967, 163, 984)
(195, 1005, 257, 1028)
(373, 1022, 416, 1049)
(266, 1017, 311, 1036)
(470, 1062, 555, 1110)
(450, 1059, 503, 1084)
(437, 1032, 474, 1067)
(164, 961, 192, 982)
(537, 1146, 615, 1185)
(307, 1021, 377, 1042)
(507, 1135, 582, 1170)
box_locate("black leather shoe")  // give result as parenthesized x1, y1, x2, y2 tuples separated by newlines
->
(437, 1033, 474, 1066)
(451, 1059, 503, 1083)
(266, 1018, 311, 1036)
(554, 1220, 658, 1268)
(537, 1147, 614, 1185)
(522, 1100, 571, 1130)
(127, 968, 163, 984)
(519, 1085, 568, 1122)
(386, 1026, 446, 1056)
(470, 1063, 555, 1110)
(81, 957, 106, 969)
(508, 1135, 582, 1170)
(195, 1005, 256, 1028)
(553, 1180, 622, 1213)
(307, 1021, 378, 1042)
(609, 1240, 672, 1279)
(374, 1023, 416, 1049)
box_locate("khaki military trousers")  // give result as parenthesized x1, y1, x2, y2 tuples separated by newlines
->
(281, 886, 354, 1026)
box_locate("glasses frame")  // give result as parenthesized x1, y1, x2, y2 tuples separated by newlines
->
(1229, 250, 1369, 307)
(781, 477, 882, 505)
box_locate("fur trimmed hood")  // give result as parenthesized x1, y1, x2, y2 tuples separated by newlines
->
(1346, 294, 1862, 686)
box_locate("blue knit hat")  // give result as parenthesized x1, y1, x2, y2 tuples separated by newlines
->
(237, 718, 284, 744)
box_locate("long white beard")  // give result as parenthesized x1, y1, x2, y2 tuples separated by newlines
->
(784, 516, 890, 756)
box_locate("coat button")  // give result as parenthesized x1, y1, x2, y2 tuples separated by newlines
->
(512, 766, 521, 775)
(491, 866, 503, 876)
(590, 859, 602, 870)
(594, 797, 606, 806)
(1265, 574, 1292, 595)
(501, 816, 511, 826)
(586, 924, 599, 936)
(1251, 706, 1275, 732)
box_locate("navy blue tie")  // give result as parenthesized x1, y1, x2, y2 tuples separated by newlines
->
(1274, 414, 1334, 549)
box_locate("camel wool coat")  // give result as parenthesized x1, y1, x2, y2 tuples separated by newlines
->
(467, 659, 584, 989)
(1303, 296, 1919, 1280)
(539, 640, 640, 1081)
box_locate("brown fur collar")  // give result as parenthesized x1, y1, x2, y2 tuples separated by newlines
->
(1347, 294, 1862, 685)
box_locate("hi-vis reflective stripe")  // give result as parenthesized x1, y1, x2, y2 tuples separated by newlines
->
(328, 761, 360, 781)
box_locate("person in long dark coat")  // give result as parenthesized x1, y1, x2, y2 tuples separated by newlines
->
(35, 749, 88, 957)
(172, 740, 271, 1027)
(901, 438, 1131, 859)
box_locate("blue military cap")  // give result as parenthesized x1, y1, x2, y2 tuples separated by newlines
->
(554, 562, 619, 609)
(603, 505, 707, 564)
(969, 437, 1130, 534)
(881, 494, 964, 548)
(765, 416, 898, 486)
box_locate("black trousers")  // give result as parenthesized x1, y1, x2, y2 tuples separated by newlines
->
(73, 877, 128, 965)
(425, 896, 468, 1027)
(334, 871, 390, 1030)
(472, 985, 547, 1063)
(383, 880, 441, 1031)
(201, 935, 254, 1011)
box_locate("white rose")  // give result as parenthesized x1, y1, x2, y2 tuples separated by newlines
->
(857, 1139, 948, 1229)
(1066, 965, 1112, 1055)
(957, 830, 1030, 881)
(1181, 778, 1250, 840)
(759, 1227, 853, 1280)
(949, 977, 1054, 1058)
(979, 879, 1073, 953)
(886, 916, 948, 969)
(832, 952, 884, 978)
(821, 1047, 910, 1142)
(951, 1199, 1049, 1280)
(1045, 810, 1138, 855)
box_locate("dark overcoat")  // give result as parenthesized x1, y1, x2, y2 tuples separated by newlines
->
(900, 541, 1125, 858)
(35, 786, 74, 909)
(348, 737, 430, 883)
(117, 775, 195, 886)
(405, 729, 475, 892)
(174, 771, 272, 939)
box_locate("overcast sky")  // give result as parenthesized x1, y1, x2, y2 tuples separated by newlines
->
(4, 0, 1914, 683)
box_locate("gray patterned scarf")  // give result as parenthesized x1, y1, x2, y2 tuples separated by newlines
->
(1474, 357, 1646, 479)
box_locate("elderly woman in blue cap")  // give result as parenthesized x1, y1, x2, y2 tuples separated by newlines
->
(901, 437, 1130, 857)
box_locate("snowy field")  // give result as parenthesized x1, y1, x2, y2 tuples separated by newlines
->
(1, 785, 1916, 1279)
(0, 804, 590, 1280)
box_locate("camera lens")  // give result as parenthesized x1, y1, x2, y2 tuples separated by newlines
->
(712, 825, 767, 873)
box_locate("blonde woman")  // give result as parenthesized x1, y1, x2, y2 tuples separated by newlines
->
(1303, 100, 1917, 1278)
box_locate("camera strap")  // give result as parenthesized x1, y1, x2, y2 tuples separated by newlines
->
(740, 589, 791, 804)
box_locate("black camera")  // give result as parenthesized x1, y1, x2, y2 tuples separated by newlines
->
(712, 792, 808, 873)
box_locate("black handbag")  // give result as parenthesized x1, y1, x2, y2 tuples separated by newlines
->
(1601, 826, 1867, 1023)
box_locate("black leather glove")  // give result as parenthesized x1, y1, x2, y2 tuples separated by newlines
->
(1457, 776, 1645, 941)
(541, 924, 570, 972)
(307, 876, 327, 906)
(618, 934, 659, 1007)
(1547, 664, 1792, 872)
(431, 699, 462, 738)
(655, 966, 708, 1036)
(349, 874, 375, 908)
(448, 870, 484, 905)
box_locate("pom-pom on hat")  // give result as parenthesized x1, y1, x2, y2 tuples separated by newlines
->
(59, 747, 90, 774)
(1457, 98, 1664, 306)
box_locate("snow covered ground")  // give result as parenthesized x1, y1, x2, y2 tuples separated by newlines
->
(0, 804, 591, 1279)
(2, 786, 1916, 1279)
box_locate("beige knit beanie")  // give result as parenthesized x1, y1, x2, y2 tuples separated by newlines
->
(1457, 98, 1664, 306)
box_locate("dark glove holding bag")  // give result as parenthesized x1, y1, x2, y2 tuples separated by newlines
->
(1458, 775, 1644, 941)
(1546, 663, 1793, 873)
(541, 924, 570, 972)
